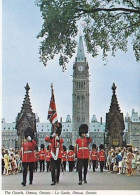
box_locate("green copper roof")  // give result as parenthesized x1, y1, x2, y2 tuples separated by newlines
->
(76, 35, 85, 62)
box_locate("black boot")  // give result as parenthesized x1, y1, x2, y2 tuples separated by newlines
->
(51, 181, 56, 185)
(56, 179, 59, 183)
(78, 181, 82, 185)
(84, 179, 87, 183)
(21, 181, 26, 186)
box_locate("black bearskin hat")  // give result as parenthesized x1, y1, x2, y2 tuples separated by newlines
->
(92, 144, 97, 149)
(99, 144, 104, 150)
(69, 145, 74, 151)
(56, 122, 62, 136)
(79, 124, 88, 136)
(63, 145, 67, 152)
(47, 145, 50, 151)
(40, 144, 45, 149)
(24, 127, 34, 139)
(34, 146, 38, 151)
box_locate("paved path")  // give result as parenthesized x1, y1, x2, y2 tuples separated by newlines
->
(2, 169, 140, 190)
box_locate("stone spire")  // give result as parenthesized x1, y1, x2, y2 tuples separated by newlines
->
(76, 35, 85, 62)
(105, 83, 125, 148)
(109, 83, 121, 113)
(20, 83, 33, 114)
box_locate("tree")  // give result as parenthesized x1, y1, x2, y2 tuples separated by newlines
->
(36, 0, 140, 70)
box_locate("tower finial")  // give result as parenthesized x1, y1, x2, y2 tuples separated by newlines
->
(112, 83, 117, 94)
(51, 83, 53, 89)
(25, 83, 30, 93)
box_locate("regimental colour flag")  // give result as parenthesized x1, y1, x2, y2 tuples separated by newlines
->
(47, 84, 58, 124)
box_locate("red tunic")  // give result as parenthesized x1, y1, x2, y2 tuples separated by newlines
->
(91, 149, 98, 160)
(62, 151, 67, 162)
(20, 140, 37, 163)
(75, 137, 92, 159)
(68, 150, 75, 161)
(45, 151, 51, 162)
(39, 149, 46, 160)
(45, 136, 64, 159)
(98, 150, 105, 161)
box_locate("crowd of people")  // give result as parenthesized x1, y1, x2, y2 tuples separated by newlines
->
(2, 143, 140, 176)
(105, 146, 140, 176)
(2, 147, 22, 176)
(1, 124, 140, 186)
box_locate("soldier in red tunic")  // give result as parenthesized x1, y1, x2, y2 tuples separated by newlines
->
(45, 145, 51, 172)
(91, 144, 98, 172)
(75, 124, 92, 185)
(98, 144, 105, 172)
(62, 145, 67, 171)
(68, 145, 75, 172)
(34, 146, 39, 172)
(45, 122, 63, 185)
(20, 127, 37, 186)
(39, 144, 46, 172)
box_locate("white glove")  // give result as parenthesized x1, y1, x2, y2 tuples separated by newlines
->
(27, 136, 32, 141)
(86, 133, 89, 138)
(56, 136, 59, 141)
(52, 133, 56, 138)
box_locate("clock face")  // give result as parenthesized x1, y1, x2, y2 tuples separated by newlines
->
(78, 65, 84, 72)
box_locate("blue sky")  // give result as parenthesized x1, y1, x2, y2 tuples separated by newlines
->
(2, 0, 140, 123)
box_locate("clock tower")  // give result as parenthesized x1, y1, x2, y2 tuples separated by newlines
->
(72, 35, 90, 144)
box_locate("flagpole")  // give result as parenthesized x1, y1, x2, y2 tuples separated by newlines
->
(51, 83, 56, 155)
(48, 83, 58, 155)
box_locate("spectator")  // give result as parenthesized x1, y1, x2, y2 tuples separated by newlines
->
(4, 150, 9, 176)
(126, 148, 134, 176)
(117, 150, 122, 174)
(122, 148, 127, 174)
(2, 148, 5, 175)
(132, 150, 137, 176)
(136, 151, 140, 176)
(107, 151, 112, 172)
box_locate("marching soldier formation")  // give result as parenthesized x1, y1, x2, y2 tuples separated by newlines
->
(2, 123, 137, 187)
(18, 123, 106, 186)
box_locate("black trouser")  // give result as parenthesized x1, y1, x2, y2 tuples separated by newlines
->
(110, 163, 113, 171)
(62, 161, 66, 170)
(69, 161, 74, 172)
(104, 160, 107, 169)
(50, 158, 61, 183)
(34, 161, 38, 172)
(100, 161, 104, 172)
(39, 160, 45, 172)
(77, 159, 88, 181)
(92, 160, 97, 172)
(46, 161, 50, 172)
(22, 162, 34, 184)
(2, 159, 4, 175)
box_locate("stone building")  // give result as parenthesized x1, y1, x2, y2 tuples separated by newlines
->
(1, 118, 17, 150)
(72, 35, 90, 144)
(106, 83, 125, 148)
(124, 109, 140, 146)
(89, 115, 105, 148)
